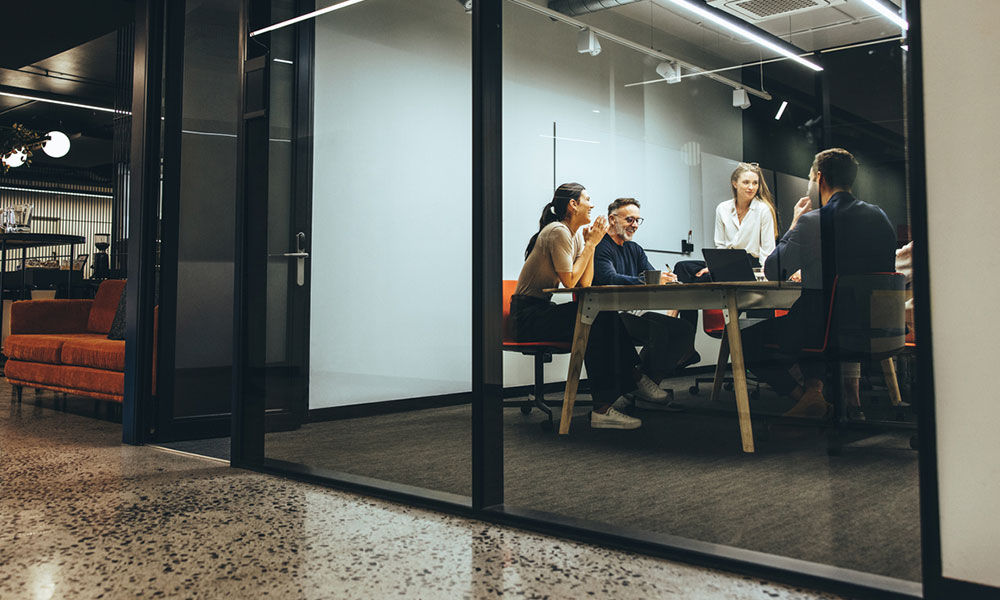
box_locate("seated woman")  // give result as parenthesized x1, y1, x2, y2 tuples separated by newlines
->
(674, 162, 779, 326)
(510, 183, 669, 430)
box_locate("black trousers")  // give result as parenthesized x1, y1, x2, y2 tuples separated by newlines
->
(740, 310, 827, 396)
(673, 259, 711, 329)
(620, 312, 696, 381)
(510, 295, 639, 405)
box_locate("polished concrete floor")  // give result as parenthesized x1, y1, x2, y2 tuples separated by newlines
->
(1, 389, 850, 599)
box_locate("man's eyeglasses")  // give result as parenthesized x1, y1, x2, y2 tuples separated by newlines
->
(612, 214, 644, 226)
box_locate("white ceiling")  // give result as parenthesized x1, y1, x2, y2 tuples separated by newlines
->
(594, 0, 906, 67)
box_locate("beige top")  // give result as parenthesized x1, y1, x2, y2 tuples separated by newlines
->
(514, 221, 585, 300)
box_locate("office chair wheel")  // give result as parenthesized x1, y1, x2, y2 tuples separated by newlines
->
(540, 419, 554, 432)
(520, 401, 532, 415)
(909, 435, 919, 450)
(689, 385, 699, 396)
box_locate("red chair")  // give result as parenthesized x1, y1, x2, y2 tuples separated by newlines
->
(502, 280, 571, 432)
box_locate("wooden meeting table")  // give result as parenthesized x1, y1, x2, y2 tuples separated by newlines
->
(546, 281, 801, 453)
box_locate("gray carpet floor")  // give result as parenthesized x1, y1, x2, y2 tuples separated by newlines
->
(166, 374, 922, 583)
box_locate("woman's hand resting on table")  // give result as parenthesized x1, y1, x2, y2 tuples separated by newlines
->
(695, 267, 709, 278)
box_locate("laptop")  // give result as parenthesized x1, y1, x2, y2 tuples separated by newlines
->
(702, 248, 756, 282)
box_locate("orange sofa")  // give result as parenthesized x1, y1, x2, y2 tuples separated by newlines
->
(3, 280, 127, 403)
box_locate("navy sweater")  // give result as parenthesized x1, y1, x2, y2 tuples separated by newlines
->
(594, 234, 655, 286)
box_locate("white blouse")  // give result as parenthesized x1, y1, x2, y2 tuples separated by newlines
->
(714, 198, 776, 267)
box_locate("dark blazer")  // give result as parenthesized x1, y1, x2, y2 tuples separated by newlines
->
(763, 191, 896, 348)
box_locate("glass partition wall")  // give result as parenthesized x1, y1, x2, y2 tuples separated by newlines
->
(243, 0, 474, 500)
(236, 0, 921, 594)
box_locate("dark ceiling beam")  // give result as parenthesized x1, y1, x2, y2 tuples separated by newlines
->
(0, 1, 134, 70)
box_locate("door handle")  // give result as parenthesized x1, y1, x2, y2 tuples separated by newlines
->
(270, 232, 309, 286)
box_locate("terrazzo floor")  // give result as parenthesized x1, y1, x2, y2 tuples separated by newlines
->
(1, 388, 852, 599)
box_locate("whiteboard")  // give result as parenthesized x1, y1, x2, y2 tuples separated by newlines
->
(551, 120, 691, 253)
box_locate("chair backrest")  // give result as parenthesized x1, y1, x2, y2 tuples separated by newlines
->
(502, 279, 517, 343)
(702, 309, 726, 336)
(830, 272, 906, 356)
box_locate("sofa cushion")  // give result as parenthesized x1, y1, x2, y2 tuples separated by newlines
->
(60, 336, 126, 372)
(4, 360, 123, 398)
(3, 334, 70, 364)
(87, 280, 126, 334)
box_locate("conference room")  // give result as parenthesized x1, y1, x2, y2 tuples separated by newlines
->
(157, 0, 924, 596)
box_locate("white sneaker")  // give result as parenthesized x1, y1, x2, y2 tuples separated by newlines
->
(633, 388, 686, 412)
(591, 406, 642, 430)
(611, 395, 634, 413)
(634, 374, 669, 402)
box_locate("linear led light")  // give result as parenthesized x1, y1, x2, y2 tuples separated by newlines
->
(774, 101, 788, 120)
(662, 0, 823, 72)
(0, 91, 119, 114)
(250, 0, 368, 37)
(0, 185, 112, 199)
(857, 0, 908, 31)
(273, 58, 294, 65)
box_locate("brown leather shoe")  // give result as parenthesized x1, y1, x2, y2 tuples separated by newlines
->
(782, 388, 831, 418)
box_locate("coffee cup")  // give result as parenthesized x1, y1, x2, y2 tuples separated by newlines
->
(643, 270, 661, 285)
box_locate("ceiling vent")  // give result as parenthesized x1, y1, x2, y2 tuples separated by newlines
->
(706, 0, 846, 23)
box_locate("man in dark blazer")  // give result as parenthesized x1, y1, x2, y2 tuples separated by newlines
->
(742, 148, 897, 417)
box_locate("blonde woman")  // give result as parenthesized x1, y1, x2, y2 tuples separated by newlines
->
(674, 162, 779, 325)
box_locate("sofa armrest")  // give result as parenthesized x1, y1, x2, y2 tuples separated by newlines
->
(10, 300, 94, 334)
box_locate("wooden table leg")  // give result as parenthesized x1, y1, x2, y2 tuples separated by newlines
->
(558, 300, 593, 435)
(725, 294, 755, 453)
(881, 357, 903, 406)
(710, 332, 730, 404)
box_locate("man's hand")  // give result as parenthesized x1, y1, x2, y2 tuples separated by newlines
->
(660, 272, 678, 284)
(789, 269, 802, 283)
(791, 197, 812, 230)
(583, 215, 608, 247)
(695, 267, 709, 278)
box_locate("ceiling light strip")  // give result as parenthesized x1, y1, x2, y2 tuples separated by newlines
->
(661, 0, 823, 72)
(774, 101, 788, 120)
(0, 91, 119, 114)
(507, 0, 771, 100)
(0, 185, 112, 199)
(857, 0, 908, 31)
(250, 0, 368, 37)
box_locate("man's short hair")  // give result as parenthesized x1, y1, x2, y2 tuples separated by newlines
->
(812, 148, 859, 190)
(608, 197, 640, 215)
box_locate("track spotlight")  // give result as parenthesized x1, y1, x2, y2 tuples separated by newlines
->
(733, 89, 751, 110)
(577, 28, 601, 56)
(655, 61, 682, 84)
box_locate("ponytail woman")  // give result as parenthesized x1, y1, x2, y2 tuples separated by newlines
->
(510, 183, 671, 430)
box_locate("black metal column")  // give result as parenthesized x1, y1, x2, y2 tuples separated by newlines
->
(232, 0, 271, 466)
(122, 0, 165, 445)
(472, 0, 504, 510)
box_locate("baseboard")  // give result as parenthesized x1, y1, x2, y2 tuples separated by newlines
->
(308, 392, 472, 422)
(932, 577, 1000, 600)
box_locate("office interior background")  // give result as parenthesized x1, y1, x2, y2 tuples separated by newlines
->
(1, 0, 997, 598)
